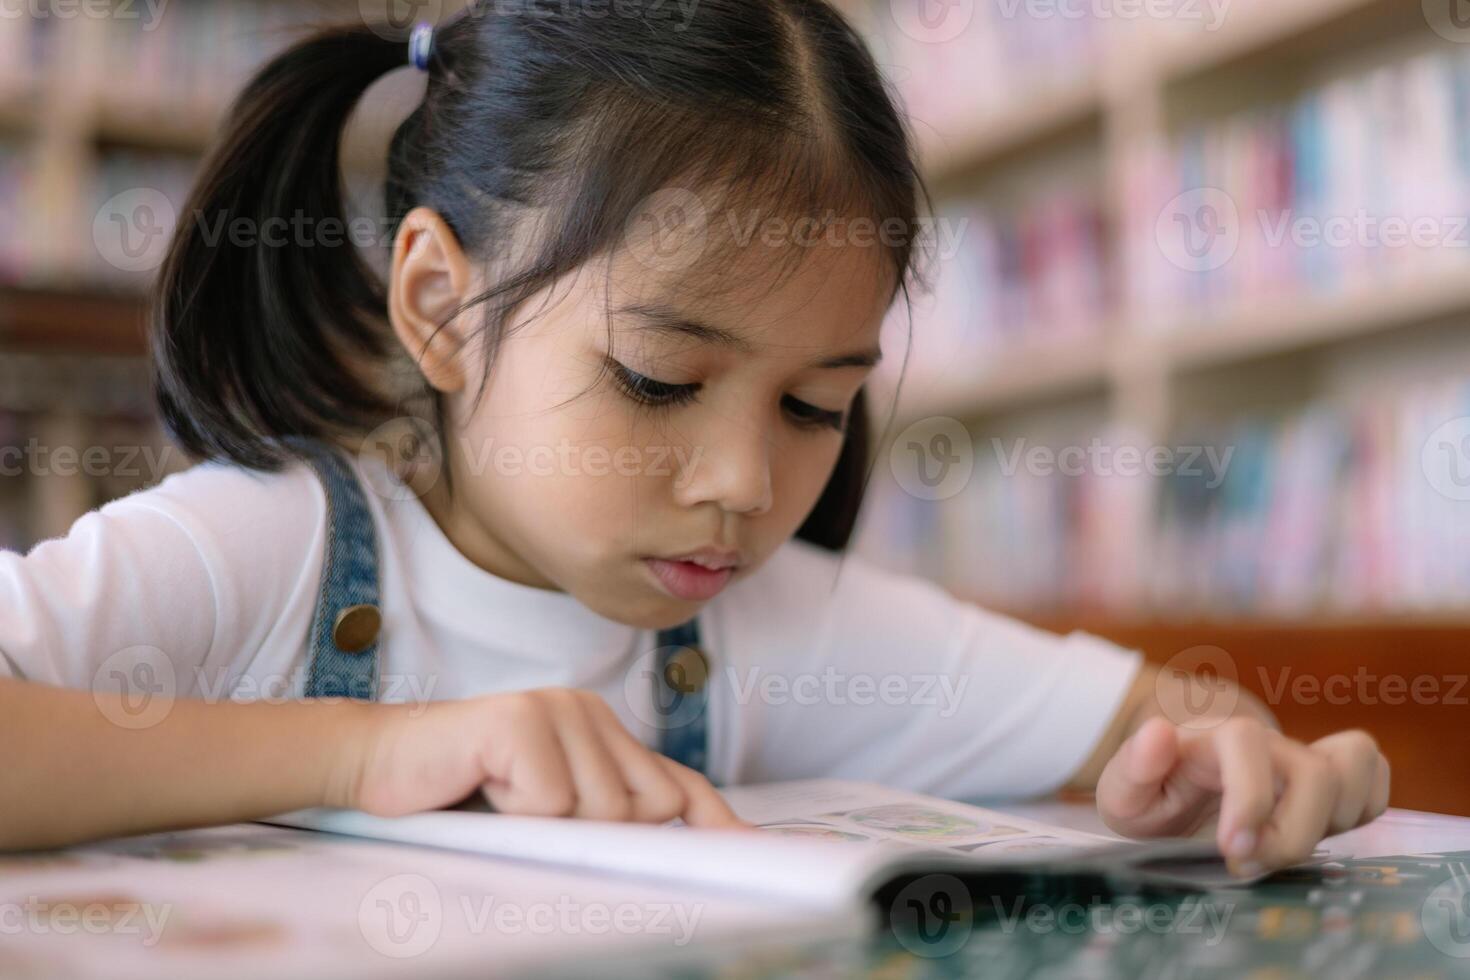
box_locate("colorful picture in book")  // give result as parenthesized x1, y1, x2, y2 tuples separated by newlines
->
(953, 835, 1071, 854)
(756, 822, 870, 843)
(826, 804, 996, 842)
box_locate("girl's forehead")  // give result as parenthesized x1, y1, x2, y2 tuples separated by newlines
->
(608, 229, 895, 348)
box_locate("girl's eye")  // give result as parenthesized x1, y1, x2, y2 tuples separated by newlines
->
(609, 360, 701, 408)
(609, 358, 845, 432)
(782, 395, 846, 433)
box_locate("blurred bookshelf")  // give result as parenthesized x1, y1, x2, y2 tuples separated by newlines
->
(852, 0, 1470, 616)
(842, 0, 1470, 810)
(0, 0, 413, 550)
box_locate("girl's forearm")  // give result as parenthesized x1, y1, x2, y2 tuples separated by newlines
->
(0, 677, 375, 852)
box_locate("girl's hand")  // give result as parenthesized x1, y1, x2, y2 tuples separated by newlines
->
(340, 687, 748, 829)
(1095, 716, 1390, 875)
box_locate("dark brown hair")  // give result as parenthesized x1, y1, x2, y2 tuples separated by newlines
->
(151, 0, 931, 550)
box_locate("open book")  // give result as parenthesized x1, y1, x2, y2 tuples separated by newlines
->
(260, 779, 1280, 916)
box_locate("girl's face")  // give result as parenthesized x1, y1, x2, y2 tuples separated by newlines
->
(394, 209, 892, 629)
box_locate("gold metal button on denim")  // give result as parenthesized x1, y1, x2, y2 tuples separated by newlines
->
(333, 604, 381, 653)
(663, 646, 709, 694)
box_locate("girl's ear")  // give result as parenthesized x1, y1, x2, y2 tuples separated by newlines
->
(389, 206, 477, 393)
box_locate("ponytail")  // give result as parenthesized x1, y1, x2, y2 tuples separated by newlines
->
(151, 23, 409, 470)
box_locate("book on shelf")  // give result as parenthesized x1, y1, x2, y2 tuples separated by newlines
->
(0, 8, 42, 87)
(0, 353, 176, 551)
(849, 0, 1102, 141)
(101, 0, 329, 114)
(1130, 42, 1470, 328)
(878, 185, 1112, 394)
(855, 370, 1470, 620)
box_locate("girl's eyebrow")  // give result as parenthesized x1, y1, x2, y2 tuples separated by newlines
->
(612, 302, 882, 369)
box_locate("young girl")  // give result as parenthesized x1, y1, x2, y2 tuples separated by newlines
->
(1, 0, 1387, 877)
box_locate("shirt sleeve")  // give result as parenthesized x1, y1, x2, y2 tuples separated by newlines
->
(0, 460, 324, 698)
(719, 541, 1143, 800)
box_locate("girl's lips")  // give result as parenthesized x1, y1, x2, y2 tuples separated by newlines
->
(643, 557, 734, 601)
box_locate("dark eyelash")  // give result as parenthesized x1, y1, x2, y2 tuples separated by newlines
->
(782, 395, 846, 433)
(608, 358, 845, 432)
(608, 360, 701, 408)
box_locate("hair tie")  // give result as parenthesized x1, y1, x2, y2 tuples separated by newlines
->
(408, 22, 435, 72)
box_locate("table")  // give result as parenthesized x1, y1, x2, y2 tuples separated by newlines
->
(3, 806, 1469, 979)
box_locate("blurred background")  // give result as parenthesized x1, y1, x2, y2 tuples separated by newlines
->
(1, 0, 1467, 812)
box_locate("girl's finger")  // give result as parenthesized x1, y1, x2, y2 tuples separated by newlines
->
(1367, 751, 1391, 819)
(542, 691, 637, 821)
(582, 696, 692, 824)
(479, 697, 577, 817)
(1255, 736, 1337, 869)
(1096, 716, 1180, 832)
(652, 755, 750, 829)
(1204, 718, 1276, 861)
(1311, 731, 1380, 834)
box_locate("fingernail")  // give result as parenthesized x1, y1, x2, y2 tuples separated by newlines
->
(1227, 829, 1257, 858)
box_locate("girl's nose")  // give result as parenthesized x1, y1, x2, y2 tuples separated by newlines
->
(672, 414, 773, 517)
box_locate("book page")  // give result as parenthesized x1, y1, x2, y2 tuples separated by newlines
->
(260, 804, 883, 910)
(720, 780, 1116, 858)
(0, 822, 862, 980)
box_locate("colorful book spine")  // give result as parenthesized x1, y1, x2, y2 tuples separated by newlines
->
(1131, 45, 1470, 325)
(857, 372, 1470, 618)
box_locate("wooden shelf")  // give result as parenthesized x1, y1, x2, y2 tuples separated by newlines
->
(1157, 263, 1470, 372)
(896, 331, 1112, 422)
(904, 262, 1470, 421)
(94, 96, 393, 173)
(1145, 0, 1412, 84)
(94, 98, 223, 155)
(0, 284, 148, 356)
(920, 0, 1424, 188)
(1010, 609, 1470, 815)
(919, 77, 1104, 189)
(0, 79, 36, 134)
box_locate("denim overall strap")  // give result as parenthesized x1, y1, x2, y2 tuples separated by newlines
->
(654, 618, 710, 779)
(288, 438, 383, 702)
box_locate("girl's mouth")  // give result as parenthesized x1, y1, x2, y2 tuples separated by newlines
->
(643, 557, 735, 601)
